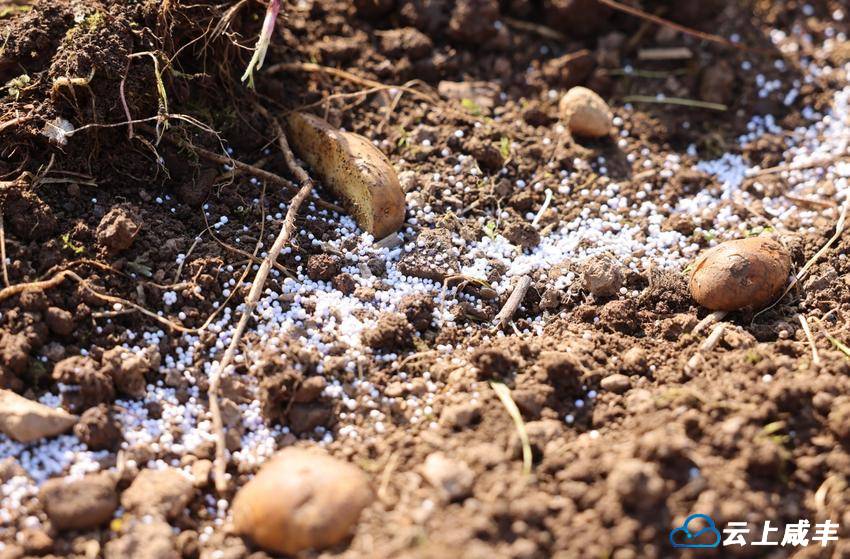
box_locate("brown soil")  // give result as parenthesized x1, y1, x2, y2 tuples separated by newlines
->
(2, 0, 850, 558)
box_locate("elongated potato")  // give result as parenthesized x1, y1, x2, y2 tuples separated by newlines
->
(285, 112, 405, 239)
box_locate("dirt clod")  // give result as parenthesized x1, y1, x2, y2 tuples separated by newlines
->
(74, 404, 122, 450)
(44, 307, 75, 336)
(121, 468, 195, 520)
(96, 206, 142, 253)
(306, 253, 341, 282)
(471, 345, 518, 378)
(580, 254, 623, 298)
(362, 312, 415, 350)
(39, 473, 118, 531)
(503, 221, 541, 250)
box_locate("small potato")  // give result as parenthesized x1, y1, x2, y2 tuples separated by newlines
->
(231, 447, 373, 555)
(286, 111, 405, 239)
(689, 237, 791, 311)
(558, 86, 612, 138)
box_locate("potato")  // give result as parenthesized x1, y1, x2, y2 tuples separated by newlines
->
(558, 86, 612, 138)
(689, 237, 791, 311)
(231, 447, 373, 555)
(285, 111, 405, 239)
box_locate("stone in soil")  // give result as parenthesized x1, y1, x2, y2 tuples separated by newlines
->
(422, 452, 475, 501)
(39, 473, 118, 531)
(232, 447, 373, 555)
(600, 373, 630, 394)
(559, 86, 613, 138)
(0, 389, 77, 443)
(121, 467, 195, 520)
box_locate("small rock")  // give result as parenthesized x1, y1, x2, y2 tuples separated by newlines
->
(600, 373, 630, 394)
(0, 389, 77, 443)
(580, 254, 623, 297)
(74, 404, 122, 450)
(232, 448, 373, 555)
(559, 86, 612, 138)
(539, 288, 561, 311)
(422, 452, 474, 501)
(40, 473, 118, 531)
(44, 307, 75, 336)
(96, 206, 142, 253)
(121, 467, 195, 520)
(191, 459, 213, 488)
(104, 517, 178, 559)
(101, 347, 149, 399)
(620, 347, 647, 374)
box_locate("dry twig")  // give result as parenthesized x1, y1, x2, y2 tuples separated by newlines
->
(797, 313, 820, 365)
(594, 0, 763, 52)
(207, 117, 314, 494)
(493, 275, 532, 329)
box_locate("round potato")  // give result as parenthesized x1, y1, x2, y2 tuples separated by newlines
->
(559, 86, 612, 138)
(285, 111, 405, 239)
(231, 447, 373, 555)
(689, 237, 791, 311)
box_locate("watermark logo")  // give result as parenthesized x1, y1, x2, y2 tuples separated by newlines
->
(669, 514, 721, 548)
(670, 515, 840, 549)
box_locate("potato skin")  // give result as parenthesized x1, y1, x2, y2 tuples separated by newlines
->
(285, 112, 405, 239)
(689, 237, 791, 311)
(231, 447, 373, 555)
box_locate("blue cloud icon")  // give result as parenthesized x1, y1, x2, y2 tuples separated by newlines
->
(669, 514, 721, 549)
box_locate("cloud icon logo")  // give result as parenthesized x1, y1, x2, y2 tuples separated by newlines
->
(669, 514, 721, 549)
